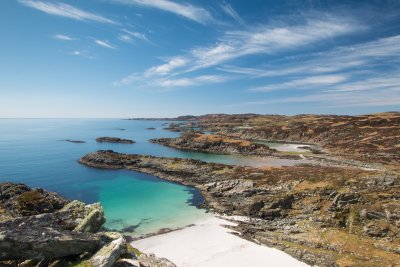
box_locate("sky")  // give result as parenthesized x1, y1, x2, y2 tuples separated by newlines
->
(1, 0, 400, 118)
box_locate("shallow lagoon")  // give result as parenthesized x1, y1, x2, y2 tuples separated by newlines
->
(0, 119, 301, 236)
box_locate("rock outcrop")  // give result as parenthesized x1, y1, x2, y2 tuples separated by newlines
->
(96, 137, 135, 144)
(0, 182, 164, 267)
(150, 133, 300, 159)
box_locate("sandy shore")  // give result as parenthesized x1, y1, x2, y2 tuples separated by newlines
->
(133, 216, 308, 267)
(272, 143, 310, 152)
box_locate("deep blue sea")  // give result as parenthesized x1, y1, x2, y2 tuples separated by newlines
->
(0, 119, 298, 236)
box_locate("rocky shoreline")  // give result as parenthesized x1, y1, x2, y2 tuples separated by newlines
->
(157, 112, 400, 168)
(0, 182, 175, 267)
(150, 133, 301, 160)
(79, 150, 400, 266)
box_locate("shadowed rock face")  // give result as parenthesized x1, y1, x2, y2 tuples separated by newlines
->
(0, 182, 68, 218)
(96, 137, 135, 144)
(80, 150, 400, 266)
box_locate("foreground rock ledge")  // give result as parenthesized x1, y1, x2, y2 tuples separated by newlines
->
(80, 150, 400, 266)
(0, 182, 175, 267)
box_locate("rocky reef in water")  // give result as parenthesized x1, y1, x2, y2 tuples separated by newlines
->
(65, 139, 86, 143)
(80, 150, 400, 266)
(96, 137, 135, 144)
(0, 182, 175, 267)
(150, 133, 301, 160)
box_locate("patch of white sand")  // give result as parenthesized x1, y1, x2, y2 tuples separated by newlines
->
(133, 216, 309, 267)
(271, 143, 310, 152)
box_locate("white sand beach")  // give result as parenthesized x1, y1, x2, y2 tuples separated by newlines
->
(133, 216, 308, 267)
(270, 143, 311, 152)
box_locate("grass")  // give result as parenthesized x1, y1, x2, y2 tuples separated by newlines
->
(70, 260, 92, 267)
(127, 243, 142, 257)
(16, 190, 43, 204)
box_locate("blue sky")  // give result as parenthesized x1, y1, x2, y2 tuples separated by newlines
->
(1, 0, 400, 118)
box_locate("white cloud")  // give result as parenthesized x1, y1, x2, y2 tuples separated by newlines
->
(220, 2, 245, 25)
(250, 75, 348, 92)
(67, 50, 94, 59)
(118, 34, 132, 42)
(219, 35, 400, 81)
(186, 18, 358, 71)
(331, 74, 400, 92)
(121, 29, 149, 42)
(112, 0, 215, 24)
(53, 34, 75, 41)
(115, 15, 360, 90)
(154, 75, 228, 88)
(94, 40, 116, 49)
(228, 71, 400, 108)
(145, 57, 188, 76)
(113, 73, 140, 86)
(19, 0, 116, 24)
(228, 90, 400, 108)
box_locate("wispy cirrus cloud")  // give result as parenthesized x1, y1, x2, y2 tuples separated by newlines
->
(94, 40, 116, 49)
(220, 2, 245, 25)
(113, 73, 229, 90)
(218, 34, 400, 93)
(154, 75, 228, 88)
(228, 88, 400, 108)
(52, 34, 75, 41)
(250, 75, 348, 92)
(145, 57, 188, 76)
(186, 17, 359, 71)
(18, 0, 117, 24)
(115, 15, 360, 87)
(228, 69, 400, 108)
(67, 50, 95, 59)
(119, 29, 150, 43)
(111, 0, 215, 24)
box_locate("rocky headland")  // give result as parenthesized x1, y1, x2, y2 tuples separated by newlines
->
(96, 137, 135, 144)
(0, 182, 175, 267)
(150, 133, 301, 160)
(80, 150, 400, 266)
(156, 112, 400, 169)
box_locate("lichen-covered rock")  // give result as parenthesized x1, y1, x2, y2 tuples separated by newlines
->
(0, 183, 68, 217)
(75, 203, 106, 233)
(138, 253, 176, 267)
(0, 217, 103, 260)
(90, 232, 127, 267)
(0, 182, 111, 264)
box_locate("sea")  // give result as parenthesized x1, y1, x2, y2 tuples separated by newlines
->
(0, 119, 299, 236)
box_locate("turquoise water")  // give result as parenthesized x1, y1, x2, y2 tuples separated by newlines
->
(0, 119, 299, 236)
(0, 119, 211, 236)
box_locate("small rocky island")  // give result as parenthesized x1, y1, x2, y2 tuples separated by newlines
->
(0, 182, 174, 266)
(96, 137, 135, 144)
(65, 139, 86, 143)
(150, 133, 301, 159)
